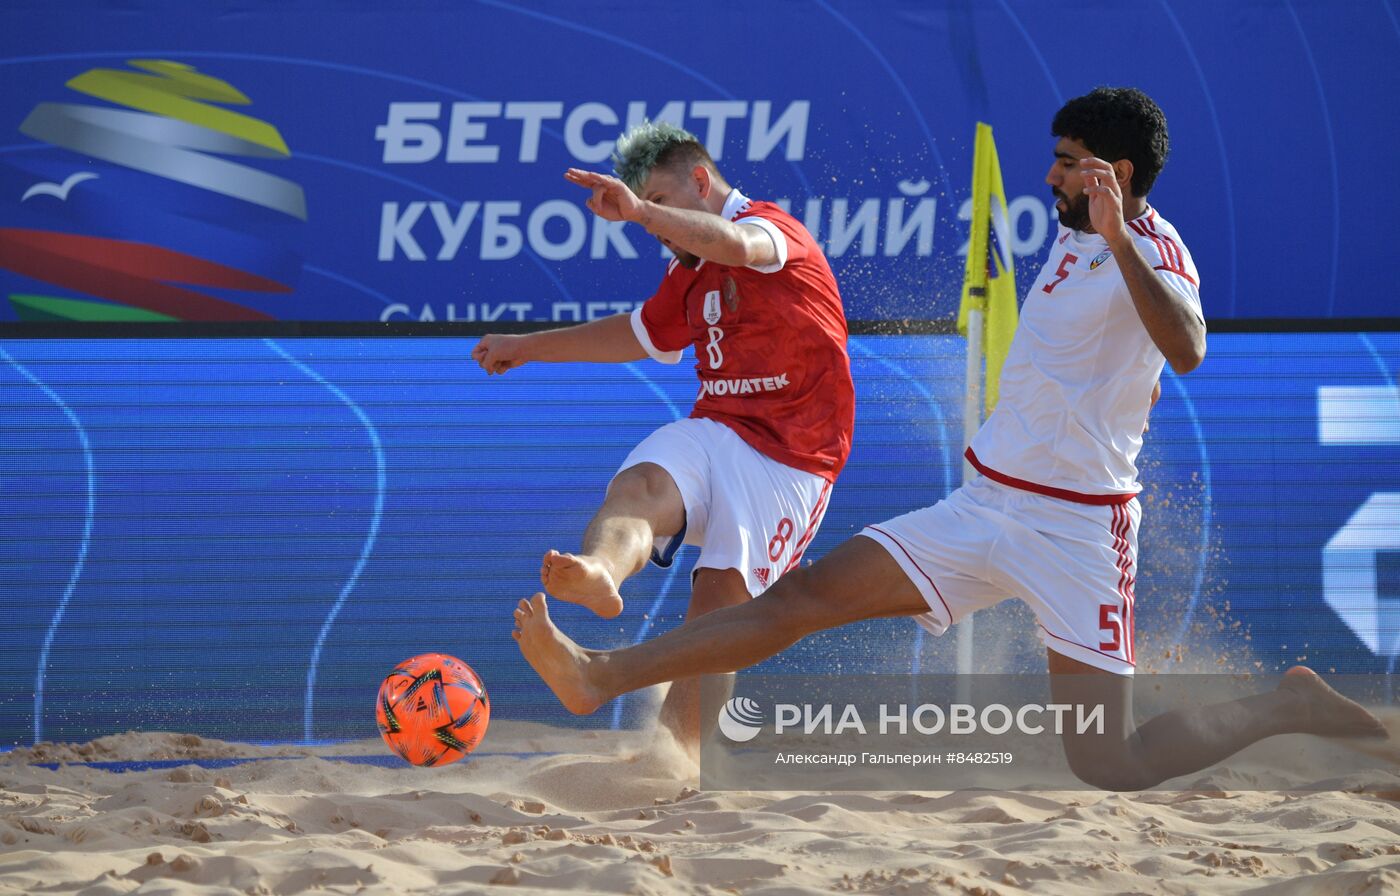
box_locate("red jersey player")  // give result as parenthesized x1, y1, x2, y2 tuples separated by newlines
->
(473, 121, 854, 752)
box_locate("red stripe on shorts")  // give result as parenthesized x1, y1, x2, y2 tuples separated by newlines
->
(1110, 504, 1136, 665)
(864, 524, 954, 625)
(783, 479, 832, 574)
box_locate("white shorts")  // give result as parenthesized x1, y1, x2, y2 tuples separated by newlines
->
(860, 476, 1140, 675)
(616, 417, 833, 597)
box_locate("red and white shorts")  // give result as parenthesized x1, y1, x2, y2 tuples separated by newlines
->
(860, 475, 1140, 675)
(617, 417, 833, 597)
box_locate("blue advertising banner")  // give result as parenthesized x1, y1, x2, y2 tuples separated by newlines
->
(0, 332, 1396, 746)
(1, 1, 1397, 324)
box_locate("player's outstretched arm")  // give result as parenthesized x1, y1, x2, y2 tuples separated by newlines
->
(471, 313, 647, 374)
(564, 168, 778, 270)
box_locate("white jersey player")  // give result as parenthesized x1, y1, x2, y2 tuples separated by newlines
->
(513, 88, 1386, 791)
(971, 207, 1200, 501)
(872, 204, 1202, 675)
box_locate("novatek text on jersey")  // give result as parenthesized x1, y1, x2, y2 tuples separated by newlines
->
(699, 374, 790, 399)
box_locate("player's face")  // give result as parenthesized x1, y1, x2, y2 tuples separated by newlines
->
(1046, 137, 1093, 231)
(640, 165, 707, 268)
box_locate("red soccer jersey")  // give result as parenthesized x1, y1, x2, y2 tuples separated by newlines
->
(630, 191, 854, 480)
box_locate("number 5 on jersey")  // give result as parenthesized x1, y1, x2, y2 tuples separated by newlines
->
(1043, 253, 1078, 294)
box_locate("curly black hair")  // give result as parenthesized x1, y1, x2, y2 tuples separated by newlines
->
(1052, 87, 1169, 197)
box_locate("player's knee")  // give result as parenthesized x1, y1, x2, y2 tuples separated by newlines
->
(606, 463, 675, 507)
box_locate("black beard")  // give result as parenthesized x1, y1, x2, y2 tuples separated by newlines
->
(1056, 191, 1092, 232)
(674, 250, 701, 269)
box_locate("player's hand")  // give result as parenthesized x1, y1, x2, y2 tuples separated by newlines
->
(472, 334, 528, 375)
(1080, 157, 1127, 244)
(565, 168, 645, 223)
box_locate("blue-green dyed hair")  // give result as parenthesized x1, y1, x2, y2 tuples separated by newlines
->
(611, 120, 718, 194)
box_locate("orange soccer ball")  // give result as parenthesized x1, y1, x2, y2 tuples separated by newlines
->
(375, 653, 490, 766)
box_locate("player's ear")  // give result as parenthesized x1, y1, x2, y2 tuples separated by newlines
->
(1114, 158, 1134, 193)
(692, 164, 712, 199)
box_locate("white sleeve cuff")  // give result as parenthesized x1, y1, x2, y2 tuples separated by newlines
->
(738, 216, 788, 274)
(630, 306, 683, 364)
(1153, 268, 1205, 326)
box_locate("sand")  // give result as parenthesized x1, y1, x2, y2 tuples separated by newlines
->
(2, 720, 1398, 896)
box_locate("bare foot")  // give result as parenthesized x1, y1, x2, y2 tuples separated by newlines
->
(541, 550, 624, 619)
(1280, 666, 1388, 739)
(512, 593, 606, 715)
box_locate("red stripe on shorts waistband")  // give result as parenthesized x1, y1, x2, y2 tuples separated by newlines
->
(964, 448, 1138, 506)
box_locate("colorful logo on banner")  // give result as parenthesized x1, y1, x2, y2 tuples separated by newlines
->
(0, 59, 305, 322)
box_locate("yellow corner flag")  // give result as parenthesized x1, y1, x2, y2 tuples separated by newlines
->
(956, 122, 1018, 417)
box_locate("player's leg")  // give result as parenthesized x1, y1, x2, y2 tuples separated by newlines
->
(513, 533, 929, 715)
(542, 460, 684, 618)
(655, 567, 750, 754)
(999, 488, 1386, 790)
(1049, 650, 1386, 791)
(653, 430, 834, 753)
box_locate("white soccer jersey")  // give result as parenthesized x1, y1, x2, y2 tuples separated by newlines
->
(967, 207, 1202, 503)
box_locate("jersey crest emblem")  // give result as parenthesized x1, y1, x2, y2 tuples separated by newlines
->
(1089, 248, 1113, 270)
(703, 289, 722, 325)
(723, 275, 741, 312)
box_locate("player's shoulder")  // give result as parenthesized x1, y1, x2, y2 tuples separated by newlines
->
(1127, 207, 1194, 257)
(737, 198, 786, 218)
(737, 200, 815, 247)
(1126, 207, 1191, 252)
(737, 199, 798, 228)
(1125, 207, 1199, 283)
